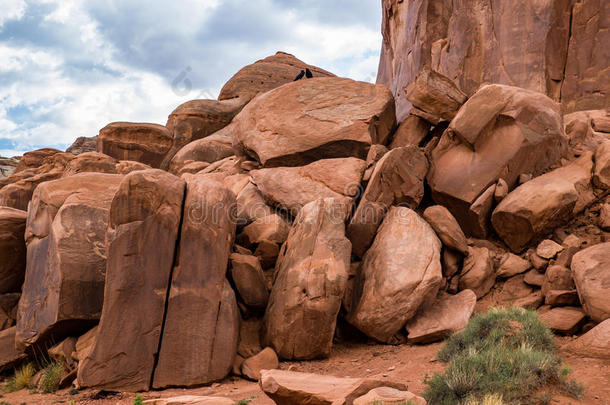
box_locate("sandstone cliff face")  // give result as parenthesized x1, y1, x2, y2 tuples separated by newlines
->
(377, 0, 609, 122)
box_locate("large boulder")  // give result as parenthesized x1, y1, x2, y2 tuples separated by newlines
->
(97, 122, 172, 168)
(571, 242, 610, 322)
(377, 0, 609, 122)
(251, 158, 366, 218)
(405, 290, 476, 343)
(77, 170, 185, 391)
(0, 207, 27, 294)
(459, 247, 495, 299)
(13, 148, 61, 173)
(422, 205, 468, 255)
(219, 52, 334, 105)
(15, 173, 123, 350)
(492, 153, 594, 252)
(153, 177, 239, 388)
(233, 77, 395, 167)
(347, 146, 429, 257)
(161, 99, 242, 169)
(260, 369, 408, 405)
(168, 127, 234, 174)
(263, 198, 351, 360)
(347, 207, 442, 343)
(62, 152, 117, 177)
(564, 110, 610, 154)
(427, 84, 567, 236)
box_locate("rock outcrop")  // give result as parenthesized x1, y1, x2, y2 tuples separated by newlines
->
(377, 0, 610, 122)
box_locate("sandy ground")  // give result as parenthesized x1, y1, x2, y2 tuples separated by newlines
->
(0, 339, 608, 404)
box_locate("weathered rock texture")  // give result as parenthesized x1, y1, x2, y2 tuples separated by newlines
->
(263, 199, 351, 360)
(347, 207, 442, 343)
(571, 242, 610, 322)
(347, 146, 428, 257)
(260, 369, 408, 405)
(153, 177, 239, 388)
(251, 158, 366, 218)
(233, 77, 395, 167)
(97, 122, 172, 168)
(168, 128, 234, 175)
(377, 0, 610, 122)
(0, 207, 27, 294)
(428, 84, 567, 236)
(492, 153, 594, 252)
(16, 173, 123, 349)
(162, 99, 242, 169)
(77, 170, 185, 391)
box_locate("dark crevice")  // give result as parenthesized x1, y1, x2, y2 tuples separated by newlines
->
(560, 2, 576, 104)
(148, 184, 187, 389)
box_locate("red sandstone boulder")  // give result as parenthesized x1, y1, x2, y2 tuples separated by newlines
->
(347, 207, 442, 343)
(492, 153, 594, 252)
(153, 176, 239, 388)
(347, 146, 428, 257)
(405, 67, 467, 123)
(428, 84, 567, 236)
(62, 152, 117, 177)
(251, 158, 366, 218)
(162, 99, 242, 169)
(219, 52, 334, 105)
(233, 77, 395, 167)
(168, 127, 234, 174)
(593, 139, 610, 189)
(260, 369, 408, 405)
(422, 205, 468, 255)
(0, 207, 27, 294)
(77, 170, 185, 391)
(229, 253, 269, 311)
(571, 242, 610, 322)
(389, 115, 430, 148)
(97, 122, 172, 168)
(459, 247, 495, 299)
(13, 148, 61, 173)
(263, 199, 350, 360)
(15, 173, 123, 350)
(564, 110, 610, 154)
(405, 290, 476, 343)
(564, 319, 610, 359)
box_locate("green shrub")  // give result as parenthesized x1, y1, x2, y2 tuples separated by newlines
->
(5, 363, 36, 392)
(423, 307, 583, 404)
(133, 394, 143, 405)
(39, 362, 63, 394)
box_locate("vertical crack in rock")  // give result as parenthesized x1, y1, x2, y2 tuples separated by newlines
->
(149, 184, 187, 389)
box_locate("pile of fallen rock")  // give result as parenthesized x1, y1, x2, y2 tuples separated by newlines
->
(0, 51, 608, 404)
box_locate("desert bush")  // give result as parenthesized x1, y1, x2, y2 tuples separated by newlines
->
(423, 307, 583, 404)
(5, 363, 36, 392)
(133, 394, 144, 405)
(39, 362, 63, 393)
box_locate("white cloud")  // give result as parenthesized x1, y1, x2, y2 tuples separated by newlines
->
(0, 0, 382, 156)
(0, 0, 26, 28)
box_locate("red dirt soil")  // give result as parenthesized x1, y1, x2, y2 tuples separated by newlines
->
(1, 339, 608, 404)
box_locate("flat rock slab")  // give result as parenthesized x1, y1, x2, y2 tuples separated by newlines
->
(143, 396, 234, 405)
(405, 290, 476, 343)
(539, 307, 586, 335)
(233, 77, 395, 167)
(354, 387, 427, 405)
(260, 369, 408, 405)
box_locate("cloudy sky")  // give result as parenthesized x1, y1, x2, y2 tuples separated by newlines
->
(0, 0, 382, 157)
